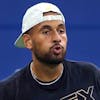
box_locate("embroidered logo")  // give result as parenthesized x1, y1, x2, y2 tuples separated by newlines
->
(60, 86, 95, 100)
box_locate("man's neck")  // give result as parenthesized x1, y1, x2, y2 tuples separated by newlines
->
(31, 60, 63, 82)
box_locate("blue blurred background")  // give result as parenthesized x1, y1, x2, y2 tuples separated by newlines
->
(0, 0, 100, 80)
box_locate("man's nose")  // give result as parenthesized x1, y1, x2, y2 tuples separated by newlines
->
(52, 30, 61, 43)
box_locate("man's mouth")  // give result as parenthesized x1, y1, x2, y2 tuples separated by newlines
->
(50, 45, 63, 55)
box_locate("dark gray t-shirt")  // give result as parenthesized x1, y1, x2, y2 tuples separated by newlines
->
(0, 60, 100, 100)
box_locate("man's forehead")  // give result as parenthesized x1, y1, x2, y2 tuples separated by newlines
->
(29, 20, 65, 33)
(36, 20, 65, 29)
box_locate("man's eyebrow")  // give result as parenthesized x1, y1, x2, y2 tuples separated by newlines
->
(39, 25, 52, 31)
(58, 24, 65, 28)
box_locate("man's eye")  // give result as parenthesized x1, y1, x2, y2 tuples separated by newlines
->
(58, 29, 65, 34)
(42, 30, 50, 35)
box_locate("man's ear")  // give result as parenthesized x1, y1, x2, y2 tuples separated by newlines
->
(22, 34, 33, 49)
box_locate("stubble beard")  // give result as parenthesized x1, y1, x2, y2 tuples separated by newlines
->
(33, 46, 66, 65)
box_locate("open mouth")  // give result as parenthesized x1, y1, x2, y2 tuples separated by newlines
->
(51, 45, 63, 55)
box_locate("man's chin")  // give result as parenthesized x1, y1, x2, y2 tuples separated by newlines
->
(47, 59, 63, 65)
(40, 57, 64, 65)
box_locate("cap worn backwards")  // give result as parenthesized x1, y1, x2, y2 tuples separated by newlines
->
(14, 2, 65, 48)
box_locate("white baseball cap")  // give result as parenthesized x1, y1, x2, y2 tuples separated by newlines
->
(14, 2, 65, 48)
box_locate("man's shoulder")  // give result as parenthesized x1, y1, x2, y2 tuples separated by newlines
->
(0, 65, 28, 87)
(63, 59, 100, 84)
(0, 66, 28, 99)
(63, 59, 99, 73)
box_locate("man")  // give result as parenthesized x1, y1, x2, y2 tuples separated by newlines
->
(0, 2, 100, 100)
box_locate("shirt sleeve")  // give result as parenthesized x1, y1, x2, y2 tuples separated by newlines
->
(95, 68, 100, 94)
(0, 81, 16, 100)
(0, 85, 4, 100)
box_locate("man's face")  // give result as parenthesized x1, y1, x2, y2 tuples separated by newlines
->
(27, 20, 67, 65)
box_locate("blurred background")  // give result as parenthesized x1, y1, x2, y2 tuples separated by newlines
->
(0, 0, 100, 80)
